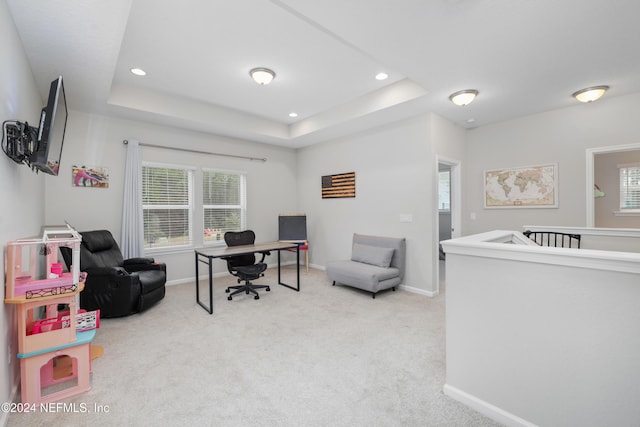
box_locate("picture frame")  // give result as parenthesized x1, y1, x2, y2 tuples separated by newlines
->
(484, 163, 557, 208)
(322, 172, 355, 199)
(72, 165, 109, 188)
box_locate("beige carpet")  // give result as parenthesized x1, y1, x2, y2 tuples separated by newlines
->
(7, 266, 499, 427)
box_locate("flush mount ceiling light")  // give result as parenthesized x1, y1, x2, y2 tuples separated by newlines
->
(375, 72, 389, 81)
(130, 68, 146, 76)
(449, 89, 478, 106)
(250, 67, 276, 85)
(572, 85, 609, 103)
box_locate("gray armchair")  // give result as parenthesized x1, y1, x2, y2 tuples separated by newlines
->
(326, 233, 406, 298)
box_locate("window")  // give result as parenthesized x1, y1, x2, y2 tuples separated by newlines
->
(203, 169, 246, 244)
(438, 170, 451, 211)
(142, 164, 193, 249)
(619, 164, 640, 211)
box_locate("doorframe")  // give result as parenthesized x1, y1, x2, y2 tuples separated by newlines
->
(435, 155, 461, 294)
(586, 142, 640, 227)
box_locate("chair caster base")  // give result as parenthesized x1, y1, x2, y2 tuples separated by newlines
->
(266, 287, 270, 291)
(254, 295, 259, 300)
(227, 296, 232, 301)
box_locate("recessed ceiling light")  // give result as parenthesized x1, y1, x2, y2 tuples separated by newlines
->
(130, 68, 146, 76)
(289, 112, 298, 118)
(572, 85, 609, 103)
(375, 72, 389, 81)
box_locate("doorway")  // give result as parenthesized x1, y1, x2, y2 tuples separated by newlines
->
(436, 157, 461, 294)
(586, 143, 640, 227)
(438, 165, 452, 259)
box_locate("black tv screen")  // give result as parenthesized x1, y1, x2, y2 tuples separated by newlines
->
(278, 215, 307, 241)
(31, 76, 67, 175)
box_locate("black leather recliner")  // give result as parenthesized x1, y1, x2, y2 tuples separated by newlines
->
(60, 230, 166, 318)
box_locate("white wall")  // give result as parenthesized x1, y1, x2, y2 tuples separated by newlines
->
(443, 231, 640, 426)
(297, 113, 466, 295)
(432, 113, 467, 166)
(464, 93, 640, 235)
(0, 0, 46, 419)
(44, 111, 299, 283)
(2, 74, 469, 360)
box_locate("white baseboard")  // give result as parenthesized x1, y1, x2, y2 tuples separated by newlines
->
(399, 284, 438, 297)
(2, 373, 20, 427)
(312, 264, 438, 297)
(443, 384, 538, 427)
(166, 261, 301, 287)
(168, 265, 439, 299)
(167, 272, 227, 287)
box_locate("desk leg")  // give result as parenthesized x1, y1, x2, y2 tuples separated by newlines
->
(195, 253, 214, 314)
(277, 246, 301, 292)
(208, 259, 213, 313)
(278, 249, 282, 284)
(195, 251, 200, 303)
(297, 245, 300, 291)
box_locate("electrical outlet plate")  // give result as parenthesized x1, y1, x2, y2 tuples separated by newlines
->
(399, 214, 413, 223)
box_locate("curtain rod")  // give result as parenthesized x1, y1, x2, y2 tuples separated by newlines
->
(123, 140, 267, 162)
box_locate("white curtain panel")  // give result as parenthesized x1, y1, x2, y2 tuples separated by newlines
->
(121, 139, 144, 258)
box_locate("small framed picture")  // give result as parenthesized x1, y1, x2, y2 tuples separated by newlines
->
(72, 165, 109, 188)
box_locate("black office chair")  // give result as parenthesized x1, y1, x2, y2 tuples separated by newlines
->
(222, 230, 270, 300)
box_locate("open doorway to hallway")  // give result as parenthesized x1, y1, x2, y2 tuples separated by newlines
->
(438, 164, 452, 260)
(436, 157, 461, 294)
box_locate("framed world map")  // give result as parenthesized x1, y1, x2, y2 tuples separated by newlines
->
(484, 163, 558, 208)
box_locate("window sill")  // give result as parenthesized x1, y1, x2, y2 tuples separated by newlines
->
(614, 210, 640, 216)
(144, 245, 194, 256)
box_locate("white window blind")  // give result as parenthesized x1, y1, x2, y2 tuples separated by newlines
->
(142, 165, 193, 249)
(620, 164, 640, 210)
(203, 170, 246, 244)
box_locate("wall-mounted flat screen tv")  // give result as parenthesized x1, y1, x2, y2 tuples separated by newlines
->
(30, 76, 67, 175)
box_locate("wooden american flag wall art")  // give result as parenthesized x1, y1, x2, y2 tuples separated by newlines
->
(322, 172, 356, 199)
